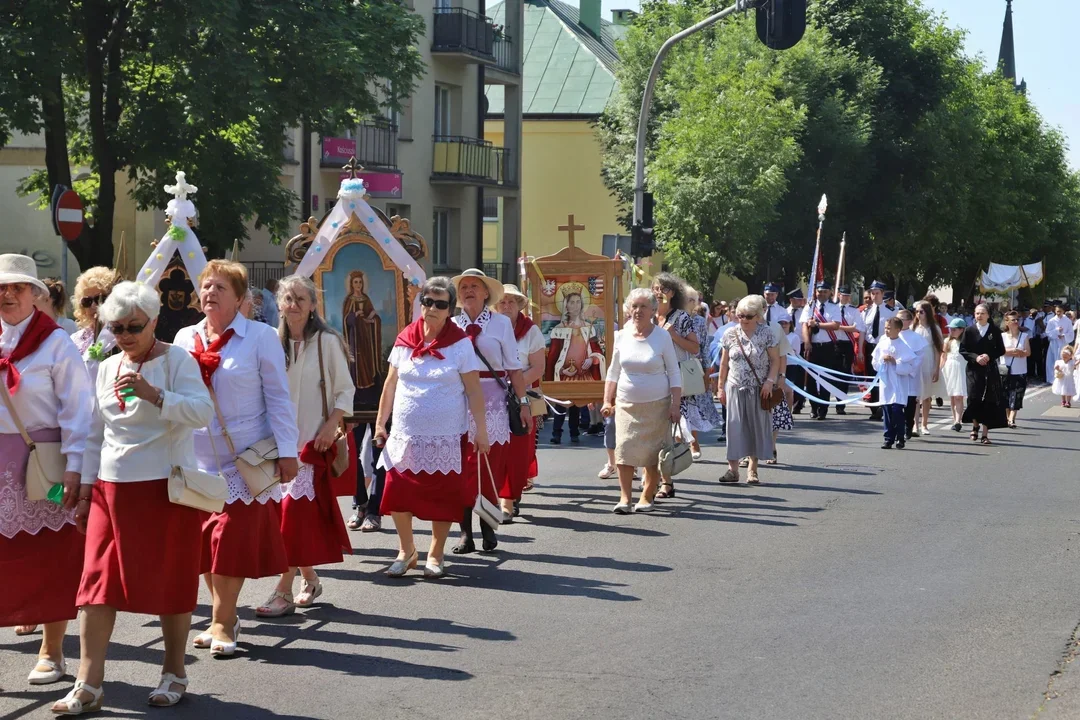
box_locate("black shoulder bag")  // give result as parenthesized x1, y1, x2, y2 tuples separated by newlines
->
(471, 345, 529, 436)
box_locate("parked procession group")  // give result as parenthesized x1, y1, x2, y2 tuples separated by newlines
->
(0, 249, 1071, 714)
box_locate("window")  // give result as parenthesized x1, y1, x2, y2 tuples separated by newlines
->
(434, 85, 452, 137)
(384, 81, 399, 128)
(434, 0, 452, 9)
(433, 209, 451, 268)
(483, 196, 499, 222)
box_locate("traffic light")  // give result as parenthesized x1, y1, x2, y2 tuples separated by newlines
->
(756, 0, 806, 51)
(632, 192, 655, 257)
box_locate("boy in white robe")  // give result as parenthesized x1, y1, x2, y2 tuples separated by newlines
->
(898, 309, 929, 439)
(872, 317, 918, 449)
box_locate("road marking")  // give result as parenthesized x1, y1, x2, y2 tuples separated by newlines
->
(921, 385, 1054, 430)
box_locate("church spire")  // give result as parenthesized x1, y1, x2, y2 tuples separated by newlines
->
(998, 0, 1026, 92)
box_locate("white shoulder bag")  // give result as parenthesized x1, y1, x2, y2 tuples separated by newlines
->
(205, 381, 280, 497)
(0, 383, 65, 502)
(474, 454, 503, 529)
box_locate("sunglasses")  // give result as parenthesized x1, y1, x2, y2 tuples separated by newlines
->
(81, 294, 107, 308)
(420, 297, 450, 310)
(737, 313, 756, 320)
(108, 322, 147, 337)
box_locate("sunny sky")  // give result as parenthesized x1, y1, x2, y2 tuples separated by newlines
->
(599, 0, 1079, 170)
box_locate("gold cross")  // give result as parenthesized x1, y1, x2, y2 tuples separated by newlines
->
(558, 214, 585, 248)
(342, 156, 364, 179)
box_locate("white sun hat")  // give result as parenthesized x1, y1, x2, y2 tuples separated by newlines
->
(0, 254, 48, 295)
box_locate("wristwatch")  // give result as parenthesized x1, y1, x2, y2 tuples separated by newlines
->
(518, 396, 530, 406)
(153, 388, 165, 409)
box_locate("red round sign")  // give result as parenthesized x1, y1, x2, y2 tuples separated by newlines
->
(55, 190, 84, 242)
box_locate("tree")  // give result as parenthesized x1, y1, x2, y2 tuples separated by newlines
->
(0, 0, 425, 269)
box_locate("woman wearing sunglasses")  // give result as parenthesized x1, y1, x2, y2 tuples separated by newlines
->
(70, 267, 119, 378)
(376, 277, 489, 578)
(52, 282, 213, 713)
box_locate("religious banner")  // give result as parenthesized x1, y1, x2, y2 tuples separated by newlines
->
(527, 214, 623, 404)
(978, 261, 1045, 294)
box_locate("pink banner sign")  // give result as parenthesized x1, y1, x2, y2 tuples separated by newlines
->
(338, 171, 403, 198)
(322, 137, 356, 164)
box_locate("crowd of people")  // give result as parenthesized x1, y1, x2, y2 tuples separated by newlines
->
(0, 249, 1071, 713)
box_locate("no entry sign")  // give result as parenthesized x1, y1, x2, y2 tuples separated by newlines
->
(55, 190, 84, 241)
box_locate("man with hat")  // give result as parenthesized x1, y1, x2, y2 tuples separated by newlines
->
(786, 289, 808, 413)
(763, 283, 788, 325)
(833, 285, 865, 415)
(862, 281, 898, 420)
(799, 281, 842, 419)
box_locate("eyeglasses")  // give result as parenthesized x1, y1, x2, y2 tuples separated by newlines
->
(737, 313, 756, 320)
(108, 322, 147, 337)
(0, 283, 29, 295)
(420, 297, 450, 310)
(81, 294, 107, 308)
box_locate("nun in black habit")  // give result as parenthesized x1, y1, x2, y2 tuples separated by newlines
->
(960, 304, 1007, 444)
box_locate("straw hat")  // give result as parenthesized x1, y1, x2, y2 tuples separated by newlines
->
(451, 268, 504, 306)
(0, 254, 48, 295)
(502, 283, 528, 306)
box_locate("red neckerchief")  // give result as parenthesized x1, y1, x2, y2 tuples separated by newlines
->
(453, 307, 491, 344)
(514, 312, 536, 341)
(191, 328, 236, 387)
(393, 317, 467, 360)
(0, 310, 60, 395)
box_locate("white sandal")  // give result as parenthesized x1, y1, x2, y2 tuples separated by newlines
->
(210, 618, 240, 658)
(148, 673, 188, 707)
(255, 591, 296, 618)
(51, 681, 104, 715)
(29, 657, 67, 685)
(192, 631, 212, 649)
(295, 578, 323, 608)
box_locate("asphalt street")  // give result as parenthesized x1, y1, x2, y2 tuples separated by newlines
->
(2, 385, 1079, 719)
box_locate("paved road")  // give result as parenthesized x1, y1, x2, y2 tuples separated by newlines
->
(3, 385, 1079, 719)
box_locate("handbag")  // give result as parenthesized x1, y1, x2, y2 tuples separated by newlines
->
(528, 388, 547, 417)
(206, 383, 281, 496)
(679, 357, 707, 397)
(0, 383, 64, 502)
(472, 345, 529, 436)
(736, 330, 784, 412)
(473, 453, 503, 529)
(162, 347, 228, 512)
(658, 423, 693, 477)
(316, 332, 351, 477)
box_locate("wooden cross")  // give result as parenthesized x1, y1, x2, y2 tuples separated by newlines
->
(558, 214, 585, 249)
(342, 156, 364, 179)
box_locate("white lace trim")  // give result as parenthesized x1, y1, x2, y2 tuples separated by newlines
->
(468, 380, 511, 445)
(385, 433, 463, 475)
(223, 464, 282, 505)
(0, 460, 75, 539)
(282, 464, 316, 502)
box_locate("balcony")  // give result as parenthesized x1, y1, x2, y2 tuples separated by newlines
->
(432, 8, 495, 64)
(431, 136, 517, 188)
(321, 119, 398, 170)
(486, 32, 520, 82)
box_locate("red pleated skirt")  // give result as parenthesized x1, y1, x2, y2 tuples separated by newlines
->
(77, 479, 203, 615)
(281, 494, 352, 568)
(201, 499, 288, 579)
(0, 523, 83, 626)
(330, 431, 359, 498)
(463, 439, 508, 505)
(502, 422, 538, 500)
(380, 434, 470, 522)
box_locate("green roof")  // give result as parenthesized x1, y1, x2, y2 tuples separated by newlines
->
(486, 0, 624, 117)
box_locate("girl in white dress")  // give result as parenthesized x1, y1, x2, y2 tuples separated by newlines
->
(1051, 346, 1076, 407)
(939, 320, 968, 431)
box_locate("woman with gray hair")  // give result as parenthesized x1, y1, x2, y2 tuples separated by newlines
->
(52, 281, 213, 712)
(256, 275, 355, 618)
(0, 254, 92, 686)
(717, 294, 779, 485)
(600, 288, 683, 513)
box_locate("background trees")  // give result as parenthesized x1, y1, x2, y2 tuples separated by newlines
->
(598, 0, 1080, 302)
(0, 0, 425, 268)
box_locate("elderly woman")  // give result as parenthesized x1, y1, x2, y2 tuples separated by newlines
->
(450, 269, 530, 554)
(601, 288, 682, 513)
(717, 295, 780, 485)
(35, 278, 78, 334)
(653, 273, 715, 495)
(961, 304, 1007, 444)
(0, 254, 92, 684)
(495, 283, 545, 521)
(256, 275, 355, 619)
(376, 277, 489, 578)
(70, 267, 119, 374)
(174, 260, 299, 657)
(50, 282, 213, 713)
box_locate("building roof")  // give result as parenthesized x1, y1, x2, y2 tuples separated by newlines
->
(486, 0, 625, 117)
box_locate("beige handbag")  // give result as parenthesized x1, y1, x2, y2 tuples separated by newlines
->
(0, 383, 65, 501)
(161, 348, 228, 512)
(473, 454, 503, 529)
(206, 382, 281, 496)
(658, 423, 694, 477)
(679, 357, 707, 397)
(315, 332, 350, 477)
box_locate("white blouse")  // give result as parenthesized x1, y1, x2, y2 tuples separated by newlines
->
(453, 309, 522, 373)
(286, 331, 355, 451)
(0, 317, 92, 473)
(82, 344, 214, 484)
(516, 323, 545, 373)
(173, 314, 299, 474)
(385, 337, 483, 474)
(607, 326, 682, 404)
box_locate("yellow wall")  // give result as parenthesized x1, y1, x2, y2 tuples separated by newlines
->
(485, 118, 622, 259)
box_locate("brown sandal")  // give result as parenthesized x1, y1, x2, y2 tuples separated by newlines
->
(718, 469, 739, 484)
(747, 471, 760, 484)
(655, 483, 675, 499)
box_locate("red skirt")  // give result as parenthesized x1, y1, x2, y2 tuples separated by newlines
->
(77, 479, 203, 615)
(201, 500, 288, 579)
(0, 524, 84, 626)
(502, 422, 538, 499)
(330, 431, 359, 498)
(380, 434, 470, 522)
(463, 439, 508, 505)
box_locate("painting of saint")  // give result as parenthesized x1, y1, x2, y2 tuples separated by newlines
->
(545, 282, 605, 382)
(155, 263, 202, 342)
(342, 270, 382, 390)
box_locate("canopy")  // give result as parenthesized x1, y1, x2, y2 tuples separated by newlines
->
(978, 262, 1044, 294)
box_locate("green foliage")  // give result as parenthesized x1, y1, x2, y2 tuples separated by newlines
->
(0, 0, 425, 268)
(598, 0, 1080, 302)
